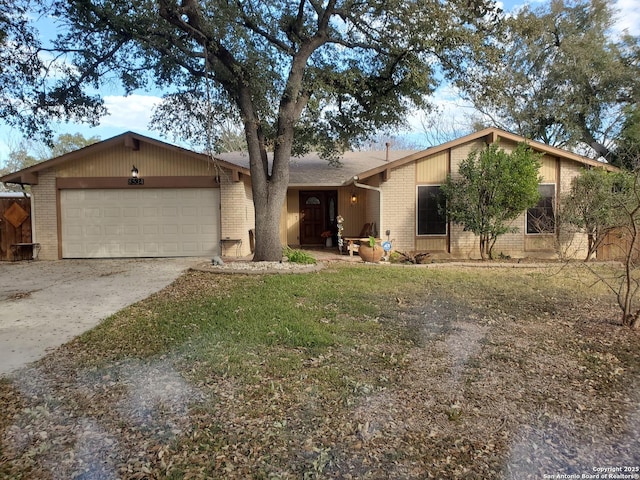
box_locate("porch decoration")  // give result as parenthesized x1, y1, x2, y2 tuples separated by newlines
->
(336, 215, 344, 253)
(321, 230, 333, 247)
(359, 236, 383, 263)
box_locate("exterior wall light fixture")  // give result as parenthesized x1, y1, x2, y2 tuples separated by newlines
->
(128, 165, 144, 185)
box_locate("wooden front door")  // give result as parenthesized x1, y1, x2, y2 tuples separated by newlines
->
(299, 191, 337, 245)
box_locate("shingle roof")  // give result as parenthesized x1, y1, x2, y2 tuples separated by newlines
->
(215, 150, 419, 186)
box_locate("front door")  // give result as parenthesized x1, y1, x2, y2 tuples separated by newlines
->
(299, 191, 337, 245)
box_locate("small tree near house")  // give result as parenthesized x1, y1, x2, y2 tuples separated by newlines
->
(560, 168, 633, 261)
(441, 143, 542, 260)
(563, 166, 640, 329)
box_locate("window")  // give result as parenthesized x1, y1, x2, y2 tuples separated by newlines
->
(527, 184, 555, 234)
(417, 185, 447, 235)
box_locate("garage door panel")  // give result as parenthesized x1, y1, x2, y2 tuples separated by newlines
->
(182, 206, 197, 216)
(161, 244, 179, 254)
(161, 190, 178, 199)
(162, 206, 178, 217)
(143, 207, 158, 217)
(86, 226, 102, 236)
(143, 243, 159, 253)
(182, 225, 198, 234)
(182, 242, 198, 252)
(85, 208, 101, 218)
(61, 188, 220, 258)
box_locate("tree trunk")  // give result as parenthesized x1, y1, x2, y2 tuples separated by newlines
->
(585, 232, 595, 261)
(245, 140, 290, 262)
(479, 234, 488, 260)
(488, 235, 498, 260)
(235, 79, 293, 262)
(620, 208, 640, 326)
(253, 188, 287, 261)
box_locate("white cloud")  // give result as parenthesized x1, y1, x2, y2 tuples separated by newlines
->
(101, 94, 162, 131)
(503, 0, 639, 35)
(613, 0, 640, 35)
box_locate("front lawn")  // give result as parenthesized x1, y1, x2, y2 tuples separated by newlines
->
(1, 263, 639, 479)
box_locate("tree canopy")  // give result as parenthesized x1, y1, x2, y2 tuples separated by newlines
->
(441, 143, 542, 260)
(456, 0, 640, 161)
(616, 105, 640, 170)
(0, 0, 106, 142)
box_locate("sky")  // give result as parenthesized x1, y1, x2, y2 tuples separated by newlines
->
(1, 0, 639, 162)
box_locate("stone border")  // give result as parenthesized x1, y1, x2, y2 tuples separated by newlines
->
(190, 261, 326, 275)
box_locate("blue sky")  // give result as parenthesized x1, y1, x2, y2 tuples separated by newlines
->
(1, 0, 639, 161)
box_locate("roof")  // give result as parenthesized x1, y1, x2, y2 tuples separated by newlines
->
(215, 149, 418, 187)
(0, 131, 250, 185)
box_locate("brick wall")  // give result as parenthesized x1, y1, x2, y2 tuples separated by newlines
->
(381, 162, 416, 252)
(219, 173, 254, 257)
(557, 161, 589, 259)
(31, 168, 59, 260)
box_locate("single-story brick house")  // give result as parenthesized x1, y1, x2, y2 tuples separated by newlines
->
(0, 127, 614, 261)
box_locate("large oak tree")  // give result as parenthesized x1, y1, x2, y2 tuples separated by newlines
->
(8, 0, 499, 260)
(457, 0, 640, 162)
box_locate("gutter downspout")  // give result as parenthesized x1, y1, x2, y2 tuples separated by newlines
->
(350, 176, 383, 238)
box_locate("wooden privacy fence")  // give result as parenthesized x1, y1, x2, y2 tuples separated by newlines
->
(0, 196, 33, 261)
(597, 227, 640, 262)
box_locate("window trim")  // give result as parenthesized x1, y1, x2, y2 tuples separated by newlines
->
(416, 184, 448, 236)
(526, 183, 556, 235)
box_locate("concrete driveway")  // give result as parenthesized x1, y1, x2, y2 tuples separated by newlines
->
(0, 258, 203, 377)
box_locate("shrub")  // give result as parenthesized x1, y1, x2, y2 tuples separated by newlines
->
(283, 247, 317, 264)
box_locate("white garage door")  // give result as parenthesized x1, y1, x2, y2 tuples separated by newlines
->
(60, 188, 220, 258)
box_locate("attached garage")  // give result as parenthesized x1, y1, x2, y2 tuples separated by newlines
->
(60, 188, 220, 258)
(0, 132, 252, 260)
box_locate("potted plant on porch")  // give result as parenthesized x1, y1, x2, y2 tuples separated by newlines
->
(321, 230, 333, 247)
(358, 236, 383, 263)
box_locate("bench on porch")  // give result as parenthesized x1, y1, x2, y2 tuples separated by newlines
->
(341, 222, 378, 256)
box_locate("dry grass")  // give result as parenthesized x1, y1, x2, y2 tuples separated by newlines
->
(1, 263, 639, 479)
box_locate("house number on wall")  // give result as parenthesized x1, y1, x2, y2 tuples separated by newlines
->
(127, 178, 144, 185)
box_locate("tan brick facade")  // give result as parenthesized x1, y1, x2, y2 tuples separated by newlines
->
(219, 175, 254, 257)
(31, 168, 59, 260)
(381, 162, 416, 252)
